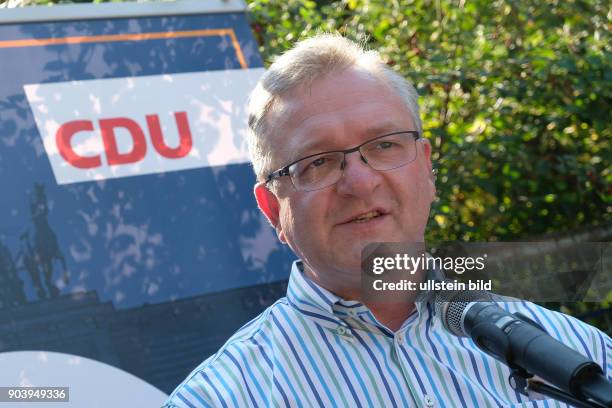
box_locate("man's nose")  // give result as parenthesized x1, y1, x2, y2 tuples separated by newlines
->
(335, 151, 382, 196)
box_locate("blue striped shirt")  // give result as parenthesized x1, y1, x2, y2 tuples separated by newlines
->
(164, 261, 611, 407)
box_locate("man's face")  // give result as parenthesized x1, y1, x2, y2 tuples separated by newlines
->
(258, 67, 435, 292)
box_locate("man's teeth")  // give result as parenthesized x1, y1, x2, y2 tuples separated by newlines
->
(353, 211, 381, 223)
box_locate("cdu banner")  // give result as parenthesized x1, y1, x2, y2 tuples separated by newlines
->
(24, 69, 264, 184)
(0, 1, 293, 406)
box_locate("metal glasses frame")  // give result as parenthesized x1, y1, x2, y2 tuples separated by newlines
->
(265, 130, 420, 190)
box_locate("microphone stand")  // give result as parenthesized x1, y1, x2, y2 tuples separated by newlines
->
(509, 368, 607, 408)
(504, 314, 611, 408)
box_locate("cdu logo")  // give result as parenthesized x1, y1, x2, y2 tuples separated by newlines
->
(56, 112, 193, 168)
(24, 68, 265, 184)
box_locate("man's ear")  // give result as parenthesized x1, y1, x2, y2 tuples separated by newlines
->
(254, 182, 286, 243)
(419, 138, 437, 201)
(420, 137, 433, 173)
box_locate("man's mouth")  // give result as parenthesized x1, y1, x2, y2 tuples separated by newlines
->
(349, 210, 384, 223)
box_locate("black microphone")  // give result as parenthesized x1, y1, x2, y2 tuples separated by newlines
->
(435, 290, 612, 407)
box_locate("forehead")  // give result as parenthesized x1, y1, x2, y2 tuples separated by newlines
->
(267, 68, 415, 165)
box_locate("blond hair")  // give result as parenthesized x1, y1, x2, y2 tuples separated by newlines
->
(247, 33, 422, 182)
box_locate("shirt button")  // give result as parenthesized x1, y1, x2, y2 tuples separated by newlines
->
(396, 333, 404, 343)
(424, 394, 435, 407)
(336, 326, 348, 336)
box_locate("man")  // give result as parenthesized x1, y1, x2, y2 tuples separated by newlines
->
(165, 34, 610, 407)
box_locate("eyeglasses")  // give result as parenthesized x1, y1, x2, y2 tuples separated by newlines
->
(265, 130, 420, 192)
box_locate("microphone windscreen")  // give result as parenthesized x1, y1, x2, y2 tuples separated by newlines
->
(434, 288, 492, 336)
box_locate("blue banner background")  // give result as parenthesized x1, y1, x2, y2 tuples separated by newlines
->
(0, 11, 293, 393)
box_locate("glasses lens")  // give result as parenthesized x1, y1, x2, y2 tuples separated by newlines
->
(289, 152, 344, 191)
(361, 132, 417, 170)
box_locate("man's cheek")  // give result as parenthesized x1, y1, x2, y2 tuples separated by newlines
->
(277, 205, 295, 243)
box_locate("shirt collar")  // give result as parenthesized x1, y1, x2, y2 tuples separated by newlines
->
(286, 260, 339, 313)
(286, 260, 438, 333)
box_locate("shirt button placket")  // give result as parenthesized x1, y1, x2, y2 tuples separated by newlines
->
(393, 331, 423, 408)
(336, 325, 352, 341)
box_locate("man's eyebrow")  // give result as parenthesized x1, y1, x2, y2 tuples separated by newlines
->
(287, 121, 406, 164)
(362, 121, 406, 137)
(291, 136, 333, 159)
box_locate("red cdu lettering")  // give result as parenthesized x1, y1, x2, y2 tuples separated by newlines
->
(99, 117, 147, 166)
(55, 120, 102, 169)
(146, 111, 193, 159)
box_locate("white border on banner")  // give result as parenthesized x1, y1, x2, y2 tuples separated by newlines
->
(0, 0, 246, 24)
